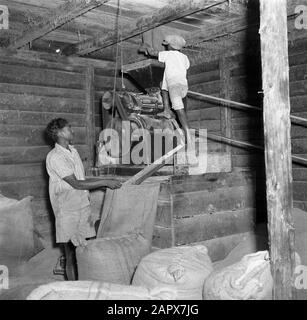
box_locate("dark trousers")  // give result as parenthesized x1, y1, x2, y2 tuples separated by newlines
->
(60, 242, 77, 281)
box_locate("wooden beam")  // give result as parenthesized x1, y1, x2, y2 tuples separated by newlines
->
(7, 0, 111, 50)
(226, 0, 249, 15)
(64, 0, 229, 56)
(260, 0, 296, 300)
(185, 2, 299, 57)
(186, 17, 254, 47)
(85, 65, 96, 169)
(124, 143, 185, 185)
(0, 48, 115, 70)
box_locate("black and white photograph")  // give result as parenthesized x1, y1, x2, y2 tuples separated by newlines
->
(0, 0, 306, 303)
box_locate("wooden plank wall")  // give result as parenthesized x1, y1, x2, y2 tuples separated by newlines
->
(0, 51, 135, 244)
(186, 48, 266, 221)
(289, 38, 307, 211)
(187, 59, 224, 153)
(226, 51, 264, 169)
(226, 36, 307, 214)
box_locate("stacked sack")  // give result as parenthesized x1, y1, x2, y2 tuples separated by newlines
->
(76, 184, 160, 285)
(132, 245, 213, 300)
(77, 234, 150, 284)
(0, 194, 43, 276)
(27, 281, 177, 300)
(203, 251, 273, 300)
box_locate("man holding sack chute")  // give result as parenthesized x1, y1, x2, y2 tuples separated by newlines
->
(45, 118, 121, 280)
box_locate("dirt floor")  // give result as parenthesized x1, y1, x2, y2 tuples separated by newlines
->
(0, 243, 64, 300)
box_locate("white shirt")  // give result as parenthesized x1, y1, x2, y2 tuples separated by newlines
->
(46, 143, 89, 215)
(158, 50, 190, 90)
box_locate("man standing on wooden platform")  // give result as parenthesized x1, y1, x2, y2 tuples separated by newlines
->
(45, 118, 121, 280)
(139, 35, 197, 165)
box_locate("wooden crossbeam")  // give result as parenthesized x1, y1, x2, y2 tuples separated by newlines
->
(63, 0, 229, 56)
(7, 0, 111, 50)
(185, 0, 300, 48)
(226, 0, 249, 15)
(0, 48, 115, 70)
(186, 17, 255, 47)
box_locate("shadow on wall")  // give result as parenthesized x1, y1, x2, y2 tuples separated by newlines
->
(244, 0, 267, 224)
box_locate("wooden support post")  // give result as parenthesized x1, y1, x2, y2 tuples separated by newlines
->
(85, 66, 96, 169)
(259, 0, 296, 300)
(220, 57, 232, 155)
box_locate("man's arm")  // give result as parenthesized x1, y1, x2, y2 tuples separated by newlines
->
(138, 45, 159, 58)
(63, 174, 122, 190)
(146, 47, 159, 58)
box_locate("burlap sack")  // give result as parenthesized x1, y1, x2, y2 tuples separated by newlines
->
(0, 195, 43, 274)
(76, 234, 150, 284)
(204, 251, 273, 300)
(132, 245, 213, 300)
(27, 281, 177, 300)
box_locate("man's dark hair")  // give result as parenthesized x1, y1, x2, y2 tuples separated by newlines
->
(46, 118, 68, 143)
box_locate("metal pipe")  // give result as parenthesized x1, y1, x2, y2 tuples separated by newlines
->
(206, 132, 264, 151)
(197, 130, 307, 166)
(188, 90, 307, 126)
(188, 90, 261, 112)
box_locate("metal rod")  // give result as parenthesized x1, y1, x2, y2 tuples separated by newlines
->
(188, 90, 261, 111)
(188, 90, 307, 126)
(290, 115, 307, 126)
(206, 132, 264, 151)
(292, 155, 307, 166)
(197, 129, 307, 166)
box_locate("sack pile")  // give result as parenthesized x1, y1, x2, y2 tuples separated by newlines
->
(203, 251, 273, 300)
(0, 194, 43, 275)
(27, 281, 177, 300)
(76, 234, 151, 284)
(132, 245, 213, 300)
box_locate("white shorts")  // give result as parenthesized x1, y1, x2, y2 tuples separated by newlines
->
(55, 205, 96, 243)
(168, 84, 188, 110)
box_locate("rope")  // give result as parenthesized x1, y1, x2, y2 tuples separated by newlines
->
(119, 6, 125, 90)
(107, 0, 122, 174)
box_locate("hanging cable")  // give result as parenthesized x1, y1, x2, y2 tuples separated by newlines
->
(119, 3, 125, 90)
(107, 0, 122, 174)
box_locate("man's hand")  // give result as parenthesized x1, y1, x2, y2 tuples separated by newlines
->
(71, 233, 87, 248)
(104, 179, 122, 190)
(138, 44, 149, 55)
(138, 44, 159, 57)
